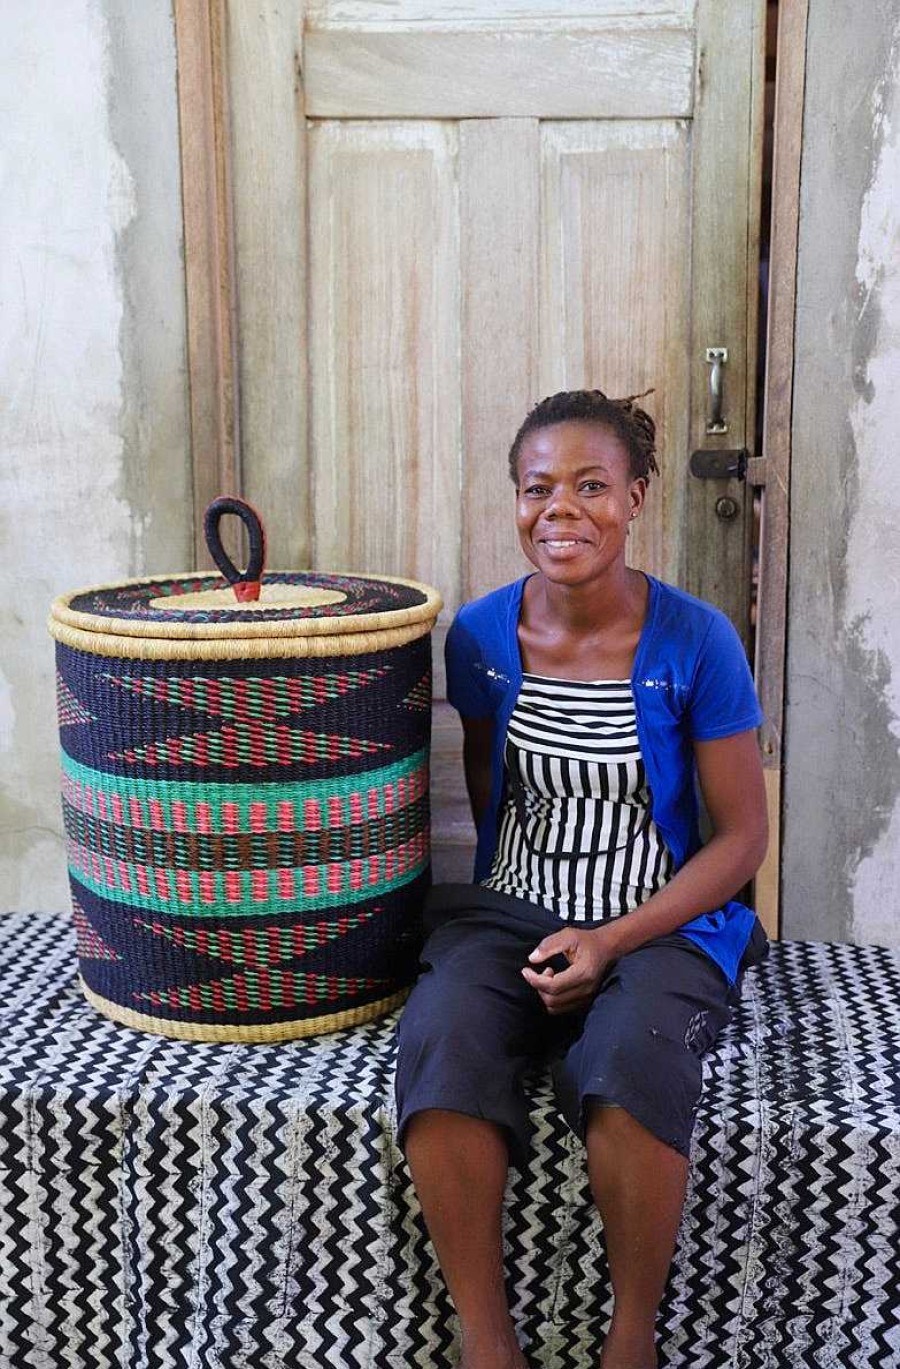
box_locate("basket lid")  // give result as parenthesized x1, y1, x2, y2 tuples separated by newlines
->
(49, 569, 442, 642)
(48, 498, 442, 647)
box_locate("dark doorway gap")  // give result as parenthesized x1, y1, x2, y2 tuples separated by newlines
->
(751, 0, 779, 638)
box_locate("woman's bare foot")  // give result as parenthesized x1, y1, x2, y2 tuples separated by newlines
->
(459, 1326, 528, 1369)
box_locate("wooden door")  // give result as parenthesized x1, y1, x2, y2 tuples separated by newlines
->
(192, 0, 767, 880)
(301, 0, 765, 618)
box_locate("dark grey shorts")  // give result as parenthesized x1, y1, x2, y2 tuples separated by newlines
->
(395, 884, 767, 1169)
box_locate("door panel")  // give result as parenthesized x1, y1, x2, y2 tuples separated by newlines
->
(309, 121, 462, 611)
(304, 24, 695, 119)
(539, 120, 691, 588)
(459, 118, 540, 606)
(307, 1, 695, 20)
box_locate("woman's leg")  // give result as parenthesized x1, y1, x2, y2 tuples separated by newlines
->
(404, 1110, 527, 1369)
(553, 933, 741, 1368)
(396, 893, 557, 1367)
(585, 1105, 688, 1369)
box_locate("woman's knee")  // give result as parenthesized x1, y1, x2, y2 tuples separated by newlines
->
(556, 1021, 704, 1158)
(584, 1098, 684, 1153)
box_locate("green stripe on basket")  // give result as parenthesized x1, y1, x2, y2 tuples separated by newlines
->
(66, 840, 427, 917)
(61, 748, 428, 827)
(61, 748, 430, 917)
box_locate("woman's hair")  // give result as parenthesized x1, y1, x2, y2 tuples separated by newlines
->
(507, 389, 660, 484)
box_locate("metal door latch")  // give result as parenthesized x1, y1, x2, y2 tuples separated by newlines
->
(689, 448, 749, 480)
(689, 448, 767, 485)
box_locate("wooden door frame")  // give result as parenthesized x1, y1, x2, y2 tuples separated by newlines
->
(174, 0, 309, 571)
(752, 0, 809, 936)
(173, 0, 806, 934)
(173, 0, 241, 568)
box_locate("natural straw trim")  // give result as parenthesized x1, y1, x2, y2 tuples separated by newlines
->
(80, 976, 409, 1042)
(48, 616, 435, 661)
(51, 571, 442, 641)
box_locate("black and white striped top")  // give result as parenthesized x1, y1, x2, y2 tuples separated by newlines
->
(482, 674, 673, 921)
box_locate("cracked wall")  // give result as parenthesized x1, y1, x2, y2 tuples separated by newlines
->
(783, 0, 900, 943)
(0, 0, 191, 912)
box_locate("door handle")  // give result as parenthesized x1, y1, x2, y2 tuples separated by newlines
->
(705, 347, 728, 434)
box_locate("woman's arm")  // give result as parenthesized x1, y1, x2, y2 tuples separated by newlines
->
(522, 727, 768, 1013)
(460, 715, 495, 830)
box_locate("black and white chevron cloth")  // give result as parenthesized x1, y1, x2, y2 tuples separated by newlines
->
(1, 913, 898, 1367)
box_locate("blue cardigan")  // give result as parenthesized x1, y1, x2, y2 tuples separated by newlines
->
(445, 574, 764, 983)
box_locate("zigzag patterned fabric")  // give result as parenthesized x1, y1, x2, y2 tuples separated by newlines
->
(53, 574, 435, 1040)
(1, 914, 899, 1367)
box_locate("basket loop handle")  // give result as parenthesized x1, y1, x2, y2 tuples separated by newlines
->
(203, 497, 267, 602)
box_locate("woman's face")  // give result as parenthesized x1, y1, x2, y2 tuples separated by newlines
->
(514, 421, 647, 588)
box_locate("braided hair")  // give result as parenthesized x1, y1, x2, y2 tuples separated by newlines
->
(507, 389, 660, 484)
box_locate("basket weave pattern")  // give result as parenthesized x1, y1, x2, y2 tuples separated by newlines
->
(53, 574, 436, 1042)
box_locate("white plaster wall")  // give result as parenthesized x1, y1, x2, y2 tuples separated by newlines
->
(845, 26, 900, 944)
(783, 1, 900, 945)
(0, 0, 191, 912)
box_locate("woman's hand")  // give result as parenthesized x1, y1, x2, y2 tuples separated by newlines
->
(521, 924, 622, 1015)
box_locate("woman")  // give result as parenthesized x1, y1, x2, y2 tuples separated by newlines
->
(395, 389, 769, 1369)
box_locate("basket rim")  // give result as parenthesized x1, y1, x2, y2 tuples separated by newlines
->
(50, 570, 443, 642)
(79, 976, 409, 1041)
(48, 614, 435, 661)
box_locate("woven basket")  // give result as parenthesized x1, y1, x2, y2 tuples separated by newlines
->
(48, 499, 442, 1042)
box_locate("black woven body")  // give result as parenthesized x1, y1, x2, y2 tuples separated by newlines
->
(55, 630, 433, 1035)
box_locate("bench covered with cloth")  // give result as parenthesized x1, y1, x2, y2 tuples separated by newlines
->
(1, 911, 898, 1368)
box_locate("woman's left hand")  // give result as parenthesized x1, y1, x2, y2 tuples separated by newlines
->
(521, 925, 621, 1014)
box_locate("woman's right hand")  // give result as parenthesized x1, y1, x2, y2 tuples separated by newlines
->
(521, 924, 622, 1014)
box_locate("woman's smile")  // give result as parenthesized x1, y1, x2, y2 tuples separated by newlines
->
(538, 535, 591, 554)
